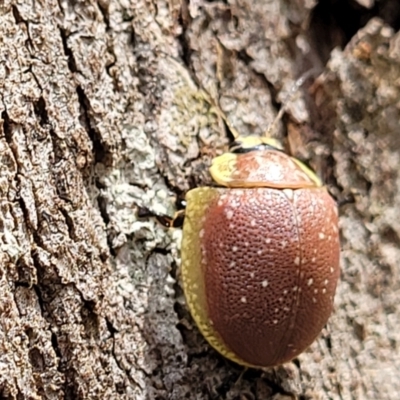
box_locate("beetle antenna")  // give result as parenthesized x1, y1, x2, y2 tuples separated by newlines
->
(265, 68, 319, 138)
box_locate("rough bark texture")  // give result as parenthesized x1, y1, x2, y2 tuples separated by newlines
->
(0, 0, 399, 399)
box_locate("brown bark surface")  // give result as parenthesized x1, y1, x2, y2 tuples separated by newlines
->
(0, 0, 399, 399)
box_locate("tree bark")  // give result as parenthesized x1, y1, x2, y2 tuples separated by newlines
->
(0, 0, 399, 399)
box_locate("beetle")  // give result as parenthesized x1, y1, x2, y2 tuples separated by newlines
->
(180, 134, 340, 368)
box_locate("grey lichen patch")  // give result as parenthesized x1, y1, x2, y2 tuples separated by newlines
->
(86, 1, 191, 398)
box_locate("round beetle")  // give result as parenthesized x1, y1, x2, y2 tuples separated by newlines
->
(181, 135, 340, 368)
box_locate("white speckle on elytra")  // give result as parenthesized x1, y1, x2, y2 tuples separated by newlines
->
(250, 272, 255, 278)
(219, 242, 224, 248)
(307, 278, 313, 286)
(294, 257, 300, 266)
(324, 279, 329, 285)
(274, 308, 279, 313)
(229, 223, 235, 229)
(313, 249, 317, 254)
(217, 200, 223, 207)
(199, 229, 204, 238)
(226, 210, 234, 219)
(261, 280, 268, 287)
(257, 249, 263, 255)
(283, 289, 288, 295)
(273, 320, 278, 324)
(283, 188, 294, 200)
(250, 220, 256, 227)
(292, 286, 298, 292)
(314, 289, 318, 294)
(229, 198, 240, 208)
(265, 238, 271, 244)
(330, 267, 334, 273)
(322, 288, 327, 294)
(312, 257, 316, 263)
(241, 296, 247, 303)
(283, 307, 289, 312)
(281, 240, 287, 248)
(319, 232, 325, 240)
(232, 246, 238, 252)
(244, 242, 249, 247)
(279, 297, 283, 302)
(312, 297, 317, 303)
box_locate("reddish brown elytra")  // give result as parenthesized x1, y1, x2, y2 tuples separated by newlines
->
(180, 84, 340, 368)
